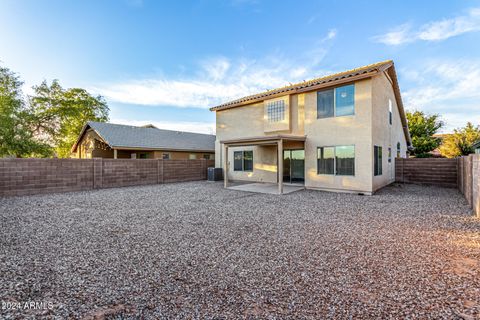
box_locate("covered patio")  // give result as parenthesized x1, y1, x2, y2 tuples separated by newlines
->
(221, 135, 306, 195)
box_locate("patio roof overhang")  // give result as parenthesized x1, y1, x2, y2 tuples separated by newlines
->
(220, 135, 306, 147)
(221, 135, 306, 194)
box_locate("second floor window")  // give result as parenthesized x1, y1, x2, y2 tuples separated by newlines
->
(266, 100, 285, 123)
(389, 99, 393, 125)
(317, 84, 355, 119)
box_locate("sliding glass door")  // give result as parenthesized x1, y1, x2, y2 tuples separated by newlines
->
(283, 149, 305, 184)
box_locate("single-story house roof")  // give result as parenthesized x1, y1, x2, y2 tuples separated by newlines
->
(71, 121, 216, 153)
(209, 60, 412, 146)
(473, 140, 480, 149)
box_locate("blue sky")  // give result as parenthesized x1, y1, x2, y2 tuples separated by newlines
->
(1, 0, 479, 133)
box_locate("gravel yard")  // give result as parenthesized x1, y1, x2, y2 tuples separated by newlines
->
(1, 181, 479, 319)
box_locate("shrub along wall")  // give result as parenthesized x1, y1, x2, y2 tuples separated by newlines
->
(0, 158, 215, 197)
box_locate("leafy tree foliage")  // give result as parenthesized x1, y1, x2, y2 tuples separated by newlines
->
(0, 64, 109, 158)
(0, 66, 51, 157)
(29, 80, 109, 158)
(439, 122, 480, 158)
(406, 110, 444, 157)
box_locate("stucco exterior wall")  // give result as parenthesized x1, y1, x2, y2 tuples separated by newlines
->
(214, 74, 408, 194)
(303, 79, 373, 193)
(226, 145, 277, 183)
(371, 73, 408, 191)
(215, 93, 304, 168)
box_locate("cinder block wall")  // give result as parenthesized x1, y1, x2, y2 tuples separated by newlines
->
(395, 158, 458, 188)
(0, 158, 215, 197)
(458, 154, 480, 217)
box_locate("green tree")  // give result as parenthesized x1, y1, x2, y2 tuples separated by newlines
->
(406, 110, 444, 157)
(0, 66, 51, 157)
(29, 80, 109, 157)
(439, 122, 480, 158)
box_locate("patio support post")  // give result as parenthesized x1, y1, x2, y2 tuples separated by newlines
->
(277, 139, 283, 194)
(223, 144, 229, 188)
(113, 149, 118, 159)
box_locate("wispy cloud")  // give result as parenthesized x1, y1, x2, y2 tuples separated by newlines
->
(323, 28, 337, 41)
(402, 59, 480, 131)
(93, 30, 337, 109)
(110, 119, 216, 134)
(373, 8, 480, 45)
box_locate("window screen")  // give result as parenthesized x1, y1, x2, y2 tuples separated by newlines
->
(234, 151, 243, 171)
(317, 147, 335, 174)
(336, 146, 355, 176)
(374, 146, 383, 176)
(317, 89, 334, 119)
(243, 151, 253, 171)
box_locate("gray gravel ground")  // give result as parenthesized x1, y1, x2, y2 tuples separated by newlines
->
(1, 182, 479, 319)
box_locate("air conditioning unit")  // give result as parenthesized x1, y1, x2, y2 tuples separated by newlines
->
(207, 167, 223, 181)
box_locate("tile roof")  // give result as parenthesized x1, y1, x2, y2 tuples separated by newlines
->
(210, 60, 393, 111)
(72, 122, 216, 152)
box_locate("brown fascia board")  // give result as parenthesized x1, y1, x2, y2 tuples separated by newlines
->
(220, 135, 306, 145)
(109, 146, 215, 153)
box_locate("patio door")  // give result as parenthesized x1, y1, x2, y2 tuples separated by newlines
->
(283, 150, 305, 184)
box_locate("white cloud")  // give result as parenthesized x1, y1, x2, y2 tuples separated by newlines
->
(324, 29, 337, 41)
(402, 59, 480, 131)
(372, 23, 413, 46)
(93, 30, 337, 109)
(110, 118, 216, 135)
(373, 8, 480, 45)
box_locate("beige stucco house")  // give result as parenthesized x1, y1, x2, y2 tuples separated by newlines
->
(210, 60, 412, 195)
(71, 122, 215, 160)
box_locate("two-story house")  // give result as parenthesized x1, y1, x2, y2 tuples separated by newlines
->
(210, 60, 412, 194)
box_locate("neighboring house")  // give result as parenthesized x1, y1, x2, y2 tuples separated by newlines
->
(71, 122, 215, 160)
(210, 60, 412, 194)
(473, 140, 480, 154)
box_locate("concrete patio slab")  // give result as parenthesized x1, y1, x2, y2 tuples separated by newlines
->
(227, 182, 304, 194)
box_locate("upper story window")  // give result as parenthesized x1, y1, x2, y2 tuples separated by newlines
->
(266, 100, 285, 123)
(389, 99, 393, 125)
(317, 84, 355, 119)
